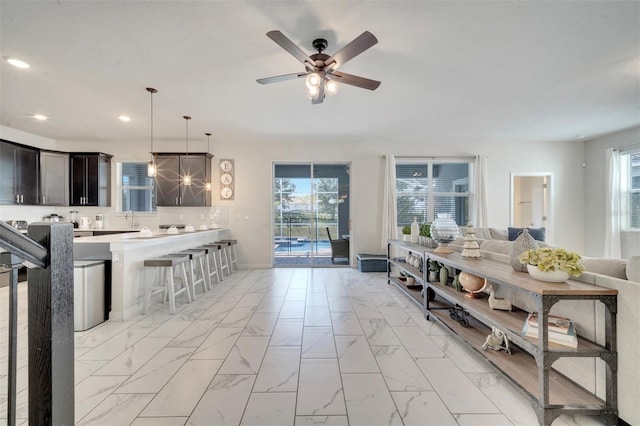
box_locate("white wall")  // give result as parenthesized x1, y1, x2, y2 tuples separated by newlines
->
(584, 126, 640, 258)
(1, 124, 588, 267)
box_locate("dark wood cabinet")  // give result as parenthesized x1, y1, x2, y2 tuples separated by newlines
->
(70, 153, 112, 206)
(0, 140, 39, 205)
(40, 151, 69, 206)
(154, 153, 212, 206)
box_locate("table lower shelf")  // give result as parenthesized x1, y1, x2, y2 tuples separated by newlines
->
(388, 276, 423, 309)
(427, 301, 604, 407)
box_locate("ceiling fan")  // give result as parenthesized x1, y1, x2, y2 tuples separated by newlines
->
(257, 30, 381, 104)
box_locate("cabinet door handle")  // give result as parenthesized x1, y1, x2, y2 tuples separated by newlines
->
(20, 194, 23, 204)
(175, 197, 178, 205)
(16, 194, 19, 203)
(42, 195, 46, 204)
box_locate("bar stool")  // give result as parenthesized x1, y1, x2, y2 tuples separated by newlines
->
(200, 243, 225, 282)
(217, 240, 238, 272)
(213, 242, 231, 277)
(173, 249, 209, 299)
(196, 245, 221, 287)
(142, 254, 191, 314)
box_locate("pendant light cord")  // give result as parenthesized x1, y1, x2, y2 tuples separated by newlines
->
(183, 115, 191, 156)
(146, 87, 158, 159)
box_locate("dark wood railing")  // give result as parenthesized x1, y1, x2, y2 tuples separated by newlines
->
(0, 221, 74, 426)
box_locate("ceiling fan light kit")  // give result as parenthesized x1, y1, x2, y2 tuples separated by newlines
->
(257, 30, 380, 104)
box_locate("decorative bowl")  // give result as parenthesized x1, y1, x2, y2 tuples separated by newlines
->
(526, 264, 569, 283)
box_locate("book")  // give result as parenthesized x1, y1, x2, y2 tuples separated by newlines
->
(522, 319, 578, 348)
(527, 312, 571, 334)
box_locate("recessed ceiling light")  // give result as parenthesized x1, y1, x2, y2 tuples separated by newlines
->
(7, 58, 30, 69)
(33, 114, 48, 121)
(118, 115, 132, 122)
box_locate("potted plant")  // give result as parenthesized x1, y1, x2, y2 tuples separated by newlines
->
(428, 260, 441, 281)
(402, 225, 412, 241)
(419, 223, 430, 245)
(518, 247, 585, 282)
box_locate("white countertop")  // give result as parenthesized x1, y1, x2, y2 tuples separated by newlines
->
(74, 228, 226, 244)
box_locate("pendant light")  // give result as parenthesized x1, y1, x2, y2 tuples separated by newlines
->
(146, 88, 158, 177)
(205, 132, 212, 191)
(182, 115, 192, 186)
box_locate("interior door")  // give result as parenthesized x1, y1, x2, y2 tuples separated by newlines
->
(511, 174, 551, 233)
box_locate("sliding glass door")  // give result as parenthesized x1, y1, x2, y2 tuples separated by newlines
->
(273, 163, 350, 267)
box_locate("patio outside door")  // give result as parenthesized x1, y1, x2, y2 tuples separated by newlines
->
(273, 163, 350, 267)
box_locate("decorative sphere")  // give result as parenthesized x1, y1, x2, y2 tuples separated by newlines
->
(459, 272, 486, 294)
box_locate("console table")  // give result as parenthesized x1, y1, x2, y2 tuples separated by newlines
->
(387, 239, 618, 425)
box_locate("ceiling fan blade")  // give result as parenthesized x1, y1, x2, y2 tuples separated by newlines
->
(325, 31, 378, 69)
(330, 71, 381, 91)
(266, 31, 317, 70)
(257, 72, 308, 85)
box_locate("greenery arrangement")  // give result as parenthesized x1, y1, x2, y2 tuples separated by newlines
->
(518, 247, 585, 277)
(402, 225, 412, 235)
(419, 223, 431, 237)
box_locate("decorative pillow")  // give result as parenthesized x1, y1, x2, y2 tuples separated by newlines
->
(508, 227, 546, 242)
(509, 229, 539, 272)
(473, 228, 493, 240)
(627, 256, 640, 282)
(489, 228, 508, 240)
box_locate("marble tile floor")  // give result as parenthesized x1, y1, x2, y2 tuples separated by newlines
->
(0, 268, 606, 425)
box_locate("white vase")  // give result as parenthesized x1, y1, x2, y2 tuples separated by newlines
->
(410, 217, 419, 244)
(526, 264, 570, 283)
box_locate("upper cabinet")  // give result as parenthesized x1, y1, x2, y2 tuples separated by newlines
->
(154, 153, 212, 206)
(70, 153, 112, 206)
(0, 140, 39, 205)
(40, 151, 69, 206)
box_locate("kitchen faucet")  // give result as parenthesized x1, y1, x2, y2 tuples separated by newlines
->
(125, 211, 138, 229)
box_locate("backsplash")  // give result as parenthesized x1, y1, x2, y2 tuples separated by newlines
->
(0, 205, 230, 230)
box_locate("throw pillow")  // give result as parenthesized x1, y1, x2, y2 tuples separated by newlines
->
(508, 227, 546, 242)
(509, 229, 539, 272)
(489, 228, 508, 240)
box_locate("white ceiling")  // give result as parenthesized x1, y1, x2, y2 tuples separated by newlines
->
(1, 1, 639, 148)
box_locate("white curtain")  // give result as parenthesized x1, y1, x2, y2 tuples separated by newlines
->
(381, 155, 398, 251)
(604, 148, 622, 258)
(472, 154, 489, 228)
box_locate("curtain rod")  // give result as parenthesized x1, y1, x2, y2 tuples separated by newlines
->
(616, 144, 640, 155)
(390, 155, 477, 160)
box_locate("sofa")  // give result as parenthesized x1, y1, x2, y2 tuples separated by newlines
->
(449, 227, 640, 425)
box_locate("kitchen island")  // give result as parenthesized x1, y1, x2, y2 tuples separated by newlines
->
(74, 228, 230, 320)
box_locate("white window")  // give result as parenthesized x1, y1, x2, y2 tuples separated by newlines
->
(620, 150, 640, 230)
(118, 162, 156, 213)
(396, 159, 472, 227)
